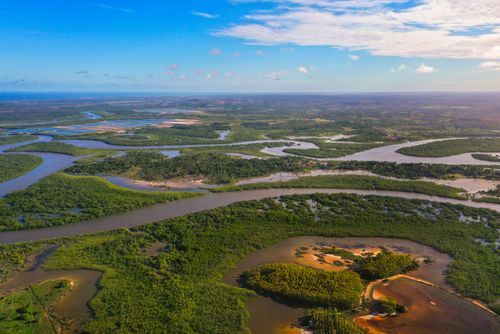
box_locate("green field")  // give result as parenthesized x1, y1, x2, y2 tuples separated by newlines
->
(0, 154, 43, 183)
(8, 142, 102, 157)
(0, 193, 498, 332)
(0, 173, 201, 231)
(398, 138, 500, 157)
(213, 174, 466, 199)
(0, 280, 71, 334)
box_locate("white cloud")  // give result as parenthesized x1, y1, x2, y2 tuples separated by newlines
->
(255, 50, 265, 56)
(479, 61, 500, 71)
(177, 75, 188, 81)
(264, 71, 287, 80)
(416, 63, 435, 74)
(192, 12, 218, 19)
(398, 64, 408, 70)
(233, 51, 241, 57)
(349, 55, 359, 61)
(217, 1, 500, 59)
(209, 48, 223, 56)
(297, 66, 309, 74)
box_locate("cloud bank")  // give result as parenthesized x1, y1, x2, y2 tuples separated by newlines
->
(219, 0, 500, 59)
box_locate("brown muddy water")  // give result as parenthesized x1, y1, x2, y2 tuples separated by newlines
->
(357, 278, 500, 334)
(1, 188, 499, 245)
(223, 236, 476, 334)
(0, 247, 101, 332)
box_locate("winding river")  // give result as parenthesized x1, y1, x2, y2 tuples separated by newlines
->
(0, 188, 498, 244)
(338, 138, 500, 165)
(0, 136, 77, 197)
(1, 136, 499, 333)
(1, 135, 499, 198)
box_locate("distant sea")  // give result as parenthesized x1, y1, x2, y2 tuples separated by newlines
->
(0, 92, 195, 101)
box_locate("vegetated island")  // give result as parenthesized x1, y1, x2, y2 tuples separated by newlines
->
(213, 174, 466, 199)
(0, 173, 201, 231)
(397, 138, 500, 157)
(0, 154, 43, 183)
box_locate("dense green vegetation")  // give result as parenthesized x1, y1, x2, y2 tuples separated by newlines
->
(309, 308, 364, 334)
(241, 263, 363, 309)
(473, 154, 500, 163)
(0, 154, 43, 183)
(240, 120, 343, 140)
(0, 136, 37, 146)
(0, 173, 200, 231)
(68, 152, 309, 183)
(214, 174, 466, 199)
(8, 142, 102, 157)
(398, 138, 500, 157)
(0, 243, 45, 282)
(284, 140, 381, 158)
(0, 280, 71, 333)
(0, 193, 497, 332)
(356, 252, 418, 279)
(327, 160, 500, 180)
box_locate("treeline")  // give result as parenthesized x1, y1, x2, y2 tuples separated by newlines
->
(241, 263, 363, 309)
(68, 152, 309, 183)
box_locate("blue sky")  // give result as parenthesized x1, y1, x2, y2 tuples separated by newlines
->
(1, 0, 499, 92)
